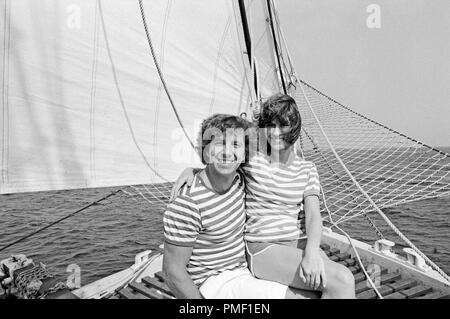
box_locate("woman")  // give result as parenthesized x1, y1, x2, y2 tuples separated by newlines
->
(170, 94, 355, 298)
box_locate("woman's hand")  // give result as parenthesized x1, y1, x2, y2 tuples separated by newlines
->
(299, 249, 327, 290)
(169, 168, 196, 202)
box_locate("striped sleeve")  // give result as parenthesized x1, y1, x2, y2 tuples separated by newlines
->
(304, 163, 321, 198)
(163, 195, 201, 247)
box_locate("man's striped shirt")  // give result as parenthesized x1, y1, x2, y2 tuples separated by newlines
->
(163, 171, 247, 286)
(242, 152, 321, 243)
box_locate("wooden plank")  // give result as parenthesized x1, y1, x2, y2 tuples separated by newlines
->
(354, 272, 366, 284)
(329, 255, 339, 262)
(386, 279, 417, 292)
(142, 276, 173, 296)
(355, 281, 371, 294)
(416, 291, 450, 299)
(356, 273, 401, 298)
(336, 253, 351, 261)
(380, 272, 402, 285)
(329, 248, 340, 255)
(154, 271, 165, 282)
(400, 285, 432, 298)
(353, 268, 388, 284)
(344, 258, 356, 267)
(357, 289, 377, 299)
(338, 260, 350, 266)
(117, 288, 147, 299)
(378, 285, 395, 297)
(348, 266, 359, 274)
(128, 282, 164, 299)
(353, 271, 394, 291)
(384, 291, 407, 299)
(356, 284, 401, 299)
(345, 260, 366, 271)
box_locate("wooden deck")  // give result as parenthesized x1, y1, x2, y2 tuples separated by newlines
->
(109, 244, 450, 299)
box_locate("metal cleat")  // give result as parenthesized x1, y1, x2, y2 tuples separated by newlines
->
(374, 239, 396, 257)
(403, 248, 431, 272)
(134, 250, 153, 265)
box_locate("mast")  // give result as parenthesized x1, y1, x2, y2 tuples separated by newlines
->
(238, 0, 252, 64)
(238, 0, 259, 100)
(266, 0, 287, 94)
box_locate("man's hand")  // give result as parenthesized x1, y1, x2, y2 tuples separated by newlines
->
(169, 168, 196, 202)
(299, 249, 327, 290)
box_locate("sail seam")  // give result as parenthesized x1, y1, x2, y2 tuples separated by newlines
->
(89, 1, 100, 183)
(98, 0, 168, 182)
(153, 0, 173, 174)
(1, 0, 10, 186)
(208, 18, 231, 116)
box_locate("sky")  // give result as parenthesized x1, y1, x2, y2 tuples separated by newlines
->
(277, 0, 450, 147)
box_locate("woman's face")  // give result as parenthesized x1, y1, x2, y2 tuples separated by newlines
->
(266, 121, 291, 151)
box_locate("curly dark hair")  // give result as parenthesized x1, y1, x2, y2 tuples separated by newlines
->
(258, 93, 301, 146)
(196, 114, 253, 165)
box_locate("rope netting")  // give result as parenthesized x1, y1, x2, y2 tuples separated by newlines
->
(121, 183, 173, 207)
(294, 80, 450, 225)
(293, 79, 450, 282)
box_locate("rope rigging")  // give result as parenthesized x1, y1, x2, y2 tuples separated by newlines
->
(268, 0, 296, 89)
(266, 0, 287, 94)
(301, 127, 385, 240)
(137, 0, 195, 150)
(298, 79, 450, 160)
(0, 189, 122, 253)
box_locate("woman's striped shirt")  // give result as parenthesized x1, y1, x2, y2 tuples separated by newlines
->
(163, 171, 247, 286)
(242, 152, 321, 243)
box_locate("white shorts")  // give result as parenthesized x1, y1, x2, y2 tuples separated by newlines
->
(199, 268, 288, 299)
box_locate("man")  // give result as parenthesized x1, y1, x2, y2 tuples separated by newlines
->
(162, 114, 313, 299)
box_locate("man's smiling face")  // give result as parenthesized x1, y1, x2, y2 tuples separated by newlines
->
(204, 129, 245, 176)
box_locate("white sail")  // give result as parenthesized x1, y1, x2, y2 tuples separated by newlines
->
(0, 0, 286, 194)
